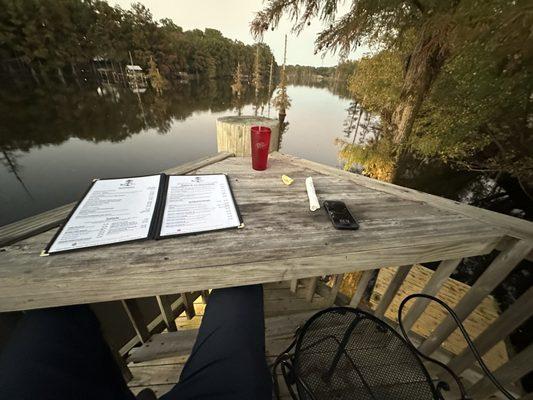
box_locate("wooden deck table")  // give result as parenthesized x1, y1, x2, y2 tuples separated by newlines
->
(0, 152, 518, 313)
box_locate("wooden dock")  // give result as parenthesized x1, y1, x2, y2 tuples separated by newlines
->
(1, 151, 532, 399)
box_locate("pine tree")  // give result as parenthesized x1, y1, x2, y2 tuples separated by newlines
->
(231, 62, 244, 115)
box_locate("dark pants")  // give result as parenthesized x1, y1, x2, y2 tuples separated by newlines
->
(0, 285, 271, 400)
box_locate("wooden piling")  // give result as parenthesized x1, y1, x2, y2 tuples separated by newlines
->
(216, 116, 280, 157)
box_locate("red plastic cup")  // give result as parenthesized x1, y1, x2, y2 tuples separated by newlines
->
(251, 126, 271, 171)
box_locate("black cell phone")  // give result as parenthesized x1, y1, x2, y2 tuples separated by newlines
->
(323, 201, 359, 230)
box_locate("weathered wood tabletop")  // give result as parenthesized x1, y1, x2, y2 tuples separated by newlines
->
(0, 152, 510, 312)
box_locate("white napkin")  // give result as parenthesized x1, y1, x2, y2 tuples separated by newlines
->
(305, 177, 320, 211)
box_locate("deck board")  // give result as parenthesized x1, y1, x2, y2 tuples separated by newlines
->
(0, 155, 503, 312)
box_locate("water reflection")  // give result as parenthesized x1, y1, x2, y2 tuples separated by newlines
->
(0, 81, 349, 225)
(0, 80, 271, 152)
(336, 102, 532, 220)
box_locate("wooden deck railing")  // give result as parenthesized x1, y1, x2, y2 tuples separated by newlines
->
(92, 232, 533, 398)
(299, 235, 532, 399)
(0, 224, 531, 399)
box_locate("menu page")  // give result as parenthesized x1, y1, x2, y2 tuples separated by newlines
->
(159, 175, 241, 237)
(47, 175, 161, 254)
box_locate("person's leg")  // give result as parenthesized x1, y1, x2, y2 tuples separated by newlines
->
(162, 285, 272, 400)
(0, 305, 136, 400)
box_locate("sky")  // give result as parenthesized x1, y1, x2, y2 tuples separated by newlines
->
(111, 0, 370, 67)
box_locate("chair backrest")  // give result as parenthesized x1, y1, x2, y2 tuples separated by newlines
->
(291, 307, 439, 400)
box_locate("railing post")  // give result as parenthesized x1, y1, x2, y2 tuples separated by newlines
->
(156, 295, 177, 332)
(402, 259, 461, 332)
(327, 274, 344, 306)
(374, 265, 412, 318)
(305, 277, 319, 302)
(418, 239, 532, 356)
(290, 279, 298, 293)
(122, 299, 150, 343)
(446, 285, 533, 375)
(181, 293, 196, 320)
(468, 343, 533, 399)
(349, 270, 374, 308)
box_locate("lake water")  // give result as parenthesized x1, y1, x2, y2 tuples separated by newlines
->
(0, 80, 529, 226)
(0, 81, 354, 226)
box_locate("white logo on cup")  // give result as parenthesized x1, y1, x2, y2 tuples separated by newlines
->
(256, 142, 266, 149)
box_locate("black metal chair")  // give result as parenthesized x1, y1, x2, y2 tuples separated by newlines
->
(273, 307, 459, 400)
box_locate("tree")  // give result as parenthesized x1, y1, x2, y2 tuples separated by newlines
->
(0, 1, 277, 85)
(231, 62, 244, 115)
(348, 51, 403, 126)
(272, 35, 291, 122)
(148, 56, 166, 95)
(251, 0, 531, 147)
(252, 0, 533, 184)
(342, 6, 533, 183)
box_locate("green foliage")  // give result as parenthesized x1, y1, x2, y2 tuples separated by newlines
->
(148, 57, 166, 94)
(344, 26, 533, 180)
(285, 61, 356, 85)
(253, 0, 533, 183)
(272, 66, 291, 113)
(231, 62, 244, 97)
(348, 51, 402, 124)
(0, 0, 277, 81)
(411, 40, 533, 179)
(337, 138, 396, 181)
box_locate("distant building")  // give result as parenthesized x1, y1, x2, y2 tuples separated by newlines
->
(126, 65, 147, 88)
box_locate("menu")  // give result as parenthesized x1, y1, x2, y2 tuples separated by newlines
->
(44, 174, 242, 255)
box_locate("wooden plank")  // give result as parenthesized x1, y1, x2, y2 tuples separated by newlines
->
(497, 236, 533, 262)
(122, 299, 150, 344)
(349, 269, 374, 308)
(418, 239, 533, 355)
(290, 279, 298, 293)
(129, 310, 316, 364)
(181, 293, 195, 320)
(401, 258, 462, 332)
(374, 265, 412, 318)
(0, 204, 74, 248)
(327, 274, 344, 305)
(468, 343, 533, 399)
(0, 155, 504, 313)
(156, 295, 177, 332)
(447, 285, 533, 375)
(119, 292, 202, 356)
(0, 234, 498, 313)
(305, 277, 318, 302)
(273, 152, 533, 240)
(370, 264, 508, 367)
(0, 152, 234, 247)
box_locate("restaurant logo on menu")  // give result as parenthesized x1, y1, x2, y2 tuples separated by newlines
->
(120, 179, 135, 188)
